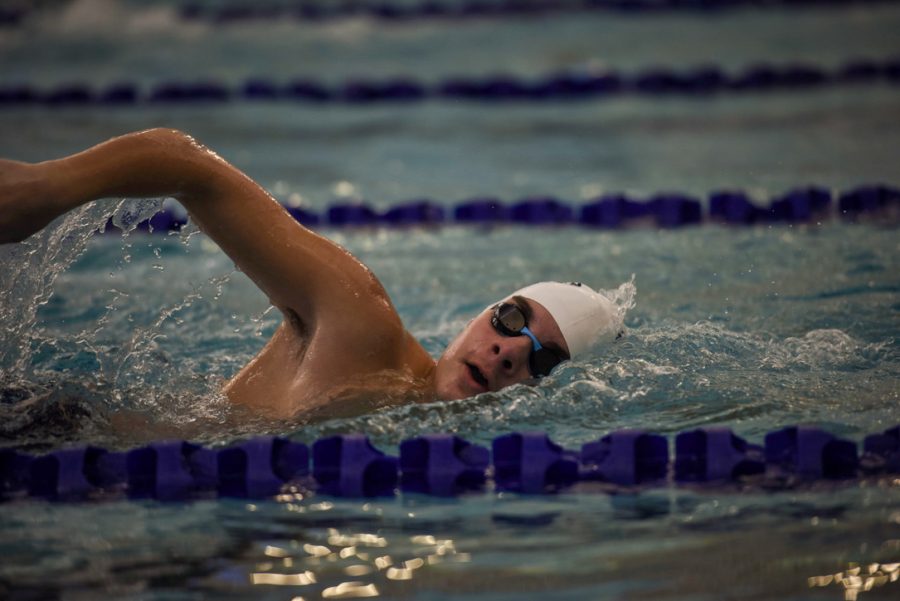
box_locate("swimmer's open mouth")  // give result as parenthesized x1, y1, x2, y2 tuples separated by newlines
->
(467, 363, 489, 390)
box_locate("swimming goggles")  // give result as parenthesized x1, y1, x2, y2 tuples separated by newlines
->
(490, 302, 566, 378)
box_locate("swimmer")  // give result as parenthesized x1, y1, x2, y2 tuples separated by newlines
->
(0, 129, 619, 419)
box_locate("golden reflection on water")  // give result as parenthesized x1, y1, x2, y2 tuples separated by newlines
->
(248, 523, 471, 597)
(322, 581, 380, 598)
(385, 567, 413, 580)
(264, 545, 291, 558)
(250, 571, 316, 586)
(304, 543, 332, 557)
(374, 555, 393, 570)
(808, 561, 899, 600)
(329, 533, 388, 547)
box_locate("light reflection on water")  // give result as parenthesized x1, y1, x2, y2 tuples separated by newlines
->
(808, 562, 900, 600)
(174, 484, 900, 600)
(0, 464, 898, 599)
(243, 499, 469, 598)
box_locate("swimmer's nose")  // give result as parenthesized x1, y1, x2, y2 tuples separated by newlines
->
(491, 336, 530, 376)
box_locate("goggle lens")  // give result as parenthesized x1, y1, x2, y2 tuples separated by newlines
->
(494, 303, 526, 335)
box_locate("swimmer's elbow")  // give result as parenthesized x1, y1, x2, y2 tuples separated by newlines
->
(137, 127, 196, 148)
(129, 128, 232, 197)
(130, 128, 211, 166)
(137, 127, 211, 164)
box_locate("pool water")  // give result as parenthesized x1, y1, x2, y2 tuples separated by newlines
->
(1, 1, 899, 599)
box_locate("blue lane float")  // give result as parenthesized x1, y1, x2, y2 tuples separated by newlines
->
(765, 426, 859, 479)
(382, 201, 446, 226)
(709, 191, 765, 225)
(581, 430, 668, 485)
(127, 441, 217, 500)
(509, 197, 574, 225)
(2, 425, 897, 502)
(492, 432, 579, 493)
(109, 183, 900, 235)
(674, 428, 764, 482)
(28, 446, 124, 501)
(2, 58, 898, 109)
(217, 436, 309, 498)
(453, 198, 510, 223)
(0, 449, 32, 496)
(400, 434, 489, 495)
(313, 434, 398, 497)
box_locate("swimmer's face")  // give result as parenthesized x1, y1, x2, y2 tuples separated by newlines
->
(434, 295, 570, 401)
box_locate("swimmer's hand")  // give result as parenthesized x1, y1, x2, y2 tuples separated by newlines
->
(0, 159, 61, 244)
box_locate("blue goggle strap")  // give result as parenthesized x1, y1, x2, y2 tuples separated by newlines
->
(520, 326, 543, 352)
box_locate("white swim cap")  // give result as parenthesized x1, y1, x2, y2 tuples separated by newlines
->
(510, 281, 619, 358)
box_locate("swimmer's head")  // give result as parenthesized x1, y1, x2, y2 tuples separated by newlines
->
(510, 281, 619, 357)
(433, 281, 619, 401)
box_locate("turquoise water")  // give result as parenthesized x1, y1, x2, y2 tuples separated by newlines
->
(2, 1, 900, 599)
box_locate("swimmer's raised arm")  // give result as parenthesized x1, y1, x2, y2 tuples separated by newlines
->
(0, 128, 401, 337)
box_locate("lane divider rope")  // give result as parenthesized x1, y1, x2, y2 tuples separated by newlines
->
(2, 58, 898, 107)
(119, 184, 900, 233)
(1, 425, 897, 500)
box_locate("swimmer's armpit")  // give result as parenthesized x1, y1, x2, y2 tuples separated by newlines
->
(284, 307, 309, 338)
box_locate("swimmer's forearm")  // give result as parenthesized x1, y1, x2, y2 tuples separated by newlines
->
(2, 129, 247, 245)
(39, 128, 224, 209)
(1, 129, 207, 244)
